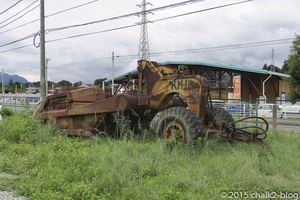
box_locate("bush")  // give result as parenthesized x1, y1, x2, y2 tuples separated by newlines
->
(0, 110, 55, 144)
(1, 107, 14, 118)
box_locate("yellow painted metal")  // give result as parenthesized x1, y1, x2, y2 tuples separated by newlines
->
(137, 60, 210, 122)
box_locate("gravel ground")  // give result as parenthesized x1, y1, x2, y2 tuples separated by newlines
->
(0, 173, 29, 200)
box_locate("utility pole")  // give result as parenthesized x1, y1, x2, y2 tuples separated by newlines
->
(40, 0, 46, 100)
(112, 52, 114, 95)
(137, 0, 152, 61)
(1, 69, 3, 96)
(46, 58, 51, 95)
(111, 52, 119, 95)
(270, 48, 275, 71)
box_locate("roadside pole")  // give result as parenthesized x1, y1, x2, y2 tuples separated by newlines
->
(40, 0, 46, 101)
(112, 52, 114, 95)
(1, 69, 3, 95)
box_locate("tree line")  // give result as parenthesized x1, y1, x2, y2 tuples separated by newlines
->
(0, 78, 108, 94)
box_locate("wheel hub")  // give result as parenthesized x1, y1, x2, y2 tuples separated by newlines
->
(164, 122, 184, 142)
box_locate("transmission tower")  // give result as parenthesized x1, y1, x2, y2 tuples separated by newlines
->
(137, 0, 152, 61)
(270, 48, 275, 71)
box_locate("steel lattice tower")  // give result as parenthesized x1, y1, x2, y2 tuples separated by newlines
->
(137, 0, 152, 61)
(270, 48, 276, 71)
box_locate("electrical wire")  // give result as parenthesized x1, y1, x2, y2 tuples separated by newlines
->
(150, 39, 294, 57)
(45, 0, 98, 18)
(0, 0, 23, 15)
(0, 19, 39, 35)
(152, 0, 253, 23)
(0, 44, 32, 53)
(0, 0, 38, 25)
(0, 33, 36, 48)
(0, 31, 293, 56)
(0, 5, 40, 29)
(45, 0, 253, 43)
(0, 0, 99, 35)
(50, 57, 112, 69)
(46, 0, 205, 33)
(46, 24, 139, 43)
(0, 0, 249, 47)
(0, 0, 260, 51)
(4, 37, 290, 67)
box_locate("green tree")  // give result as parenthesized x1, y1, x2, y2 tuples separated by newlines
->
(8, 79, 14, 87)
(24, 82, 30, 88)
(47, 81, 55, 89)
(94, 78, 107, 87)
(74, 81, 82, 86)
(281, 60, 289, 73)
(57, 80, 72, 87)
(263, 63, 268, 70)
(15, 81, 21, 88)
(286, 34, 300, 100)
(262, 64, 282, 73)
(32, 81, 40, 87)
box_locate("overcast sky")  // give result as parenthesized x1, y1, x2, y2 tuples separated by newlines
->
(0, 0, 299, 84)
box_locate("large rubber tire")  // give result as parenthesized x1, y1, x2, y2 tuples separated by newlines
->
(155, 107, 205, 145)
(212, 105, 235, 127)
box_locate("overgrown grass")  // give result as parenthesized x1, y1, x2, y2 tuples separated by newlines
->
(0, 111, 299, 199)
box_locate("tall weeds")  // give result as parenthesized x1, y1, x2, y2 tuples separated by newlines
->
(0, 110, 299, 199)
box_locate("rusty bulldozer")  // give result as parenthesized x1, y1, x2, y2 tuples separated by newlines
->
(35, 60, 268, 145)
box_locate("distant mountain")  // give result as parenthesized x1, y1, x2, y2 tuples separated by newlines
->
(0, 73, 29, 84)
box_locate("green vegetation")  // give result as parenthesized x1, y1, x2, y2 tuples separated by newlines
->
(0, 111, 299, 199)
(286, 34, 300, 100)
(0, 107, 14, 118)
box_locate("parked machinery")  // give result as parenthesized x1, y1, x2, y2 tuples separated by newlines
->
(35, 60, 268, 145)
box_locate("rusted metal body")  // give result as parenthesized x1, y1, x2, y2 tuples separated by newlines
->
(35, 60, 268, 144)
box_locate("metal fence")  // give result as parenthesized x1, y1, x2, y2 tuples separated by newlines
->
(1, 96, 300, 119)
(1, 95, 300, 132)
(212, 99, 300, 133)
(213, 99, 300, 120)
(0, 95, 41, 112)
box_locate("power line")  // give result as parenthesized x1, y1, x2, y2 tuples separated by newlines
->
(152, 0, 253, 23)
(0, 19, 39, 35)
(45, 0, 99, 18)
(0, 0, 99, 35)
(50, 57, 112, 69)
(0, 5, 39, 29)
(0, 0, 38, 25)
(0, 0, 23, 15)
(0, 0, 258, 50)
(46, 0, 252, 43)
(151, 39, 293, 57)
(46, 0, 205, 33)
(22, 37, 300, 56)
(0, 0, 250, 47)
(15, 57, 112, 71)
(5, 38, 291, 67)
(0, 44, 32, 53)
(46, 24, 138, 43)
(0, 33, 35, 48)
